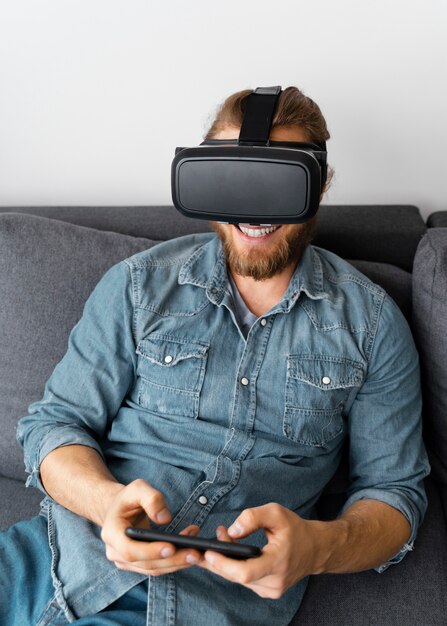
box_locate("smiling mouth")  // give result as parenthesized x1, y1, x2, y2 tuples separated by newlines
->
(236, 224, 281, 238)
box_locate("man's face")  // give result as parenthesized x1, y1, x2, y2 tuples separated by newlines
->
(210, 125, 319, 281)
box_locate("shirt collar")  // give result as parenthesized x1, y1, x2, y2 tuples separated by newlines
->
(279, 244, 331, 313)
(178, 235, 331, 311)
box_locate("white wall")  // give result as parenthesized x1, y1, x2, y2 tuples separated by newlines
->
(0, 0, 446, 219)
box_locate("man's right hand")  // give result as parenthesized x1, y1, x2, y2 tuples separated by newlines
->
(41, 447, 203, 575)
(100, 478, 203, 576)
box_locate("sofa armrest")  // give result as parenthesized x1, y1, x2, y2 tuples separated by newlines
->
(426, 211, 447, 228)
(412, 228, 447, 512)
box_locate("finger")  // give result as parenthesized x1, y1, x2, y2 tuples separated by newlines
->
(198, 547, 273, 585)
(125, 479, 173, 525)
(110, 525, 203, 570)
(115, 539, 203, 568)
(196, 552, 278, 592)
(111, 542, 203, 571)
(101, 481, 175, 561)
(196, 555, 279, 595)
(168, 524, 203, 563)
(105, 539, 176, 564)
(174, 525, 204, 563)
(114, 559, 194, 576)
(196, 553, 239, 583)
(215, 526, 235, 542)
(227, 503, 285, 540)
(106, 524, 203, 569)
(180, 524, 201, 536)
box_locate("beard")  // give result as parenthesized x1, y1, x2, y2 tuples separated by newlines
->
(211, 215, 318, 281)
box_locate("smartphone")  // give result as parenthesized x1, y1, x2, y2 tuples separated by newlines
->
(125, 527, 261, 560)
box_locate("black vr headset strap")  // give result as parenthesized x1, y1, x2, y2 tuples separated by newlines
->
(238, 86, 282, 146)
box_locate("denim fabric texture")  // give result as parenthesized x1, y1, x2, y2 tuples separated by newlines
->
(16, 233, 431, 625)
(0, 512, 149, 625)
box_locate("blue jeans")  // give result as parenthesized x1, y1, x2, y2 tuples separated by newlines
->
(0, 515, 148, 625)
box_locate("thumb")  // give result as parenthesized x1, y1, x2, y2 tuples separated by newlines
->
(227, 503, 283, 539)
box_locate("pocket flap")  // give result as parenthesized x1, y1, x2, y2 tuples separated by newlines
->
(288, 355, 364, 390)
(136, 335, 208, 367)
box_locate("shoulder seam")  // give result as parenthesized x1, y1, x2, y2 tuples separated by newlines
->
(123, 259, 138, 343)
(314, 246, 386, 297)
(366, 291, 387, 363)
(124, 234, 214, 269)
(129, 257, 190, 268)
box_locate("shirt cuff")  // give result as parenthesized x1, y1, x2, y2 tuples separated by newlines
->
(24, 425, 105, 496)
(338, 487, 419, 574)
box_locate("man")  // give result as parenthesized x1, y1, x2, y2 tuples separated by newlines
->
(2, 86, 430, 625)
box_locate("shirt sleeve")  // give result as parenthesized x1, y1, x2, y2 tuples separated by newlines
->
(338, 293, 431, 573)
(16, 259, 137, 495)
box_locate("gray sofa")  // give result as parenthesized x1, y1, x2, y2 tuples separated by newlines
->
(1, 205, 446, 625)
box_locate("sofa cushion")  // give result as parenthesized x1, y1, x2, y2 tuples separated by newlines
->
(412, 228, 447, 489)
(348, 260, 412, 321)
(292, 477, 447, 626)
(0, 475, 44, 531)
(0, 212, 155, 482)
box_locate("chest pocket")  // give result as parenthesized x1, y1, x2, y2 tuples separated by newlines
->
(135, 335, 209, 418)
(283, 354, 364, 447)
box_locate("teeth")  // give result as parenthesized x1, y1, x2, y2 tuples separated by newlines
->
(238, 225, 279, 237)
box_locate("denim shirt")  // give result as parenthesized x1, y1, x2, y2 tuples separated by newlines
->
(17, 233, 431, 625)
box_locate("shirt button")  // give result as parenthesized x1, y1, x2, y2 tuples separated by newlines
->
(241, 377, 249, 386)
(322, 376, 331, 385)
(198, 496, 208, 505)
(164, 355, 173, 364)
(260, 318, 267, 327)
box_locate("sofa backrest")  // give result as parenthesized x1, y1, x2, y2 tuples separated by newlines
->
(412, 228, 447, 489)
(0, 213, 156, 482)
(0, 206, 436, 503)
(0, 204, 426, 271)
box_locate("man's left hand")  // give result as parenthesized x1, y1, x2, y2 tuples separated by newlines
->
(196, 503, 326, 599)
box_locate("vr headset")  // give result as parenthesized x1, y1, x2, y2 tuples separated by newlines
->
(171, 85, 327, 224)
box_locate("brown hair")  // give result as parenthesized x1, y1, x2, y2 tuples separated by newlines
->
(204, 86, 334, 192)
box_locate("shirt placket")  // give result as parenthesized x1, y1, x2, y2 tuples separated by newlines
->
(145, 300, 274, 625)
(228, 312, 274, 434)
